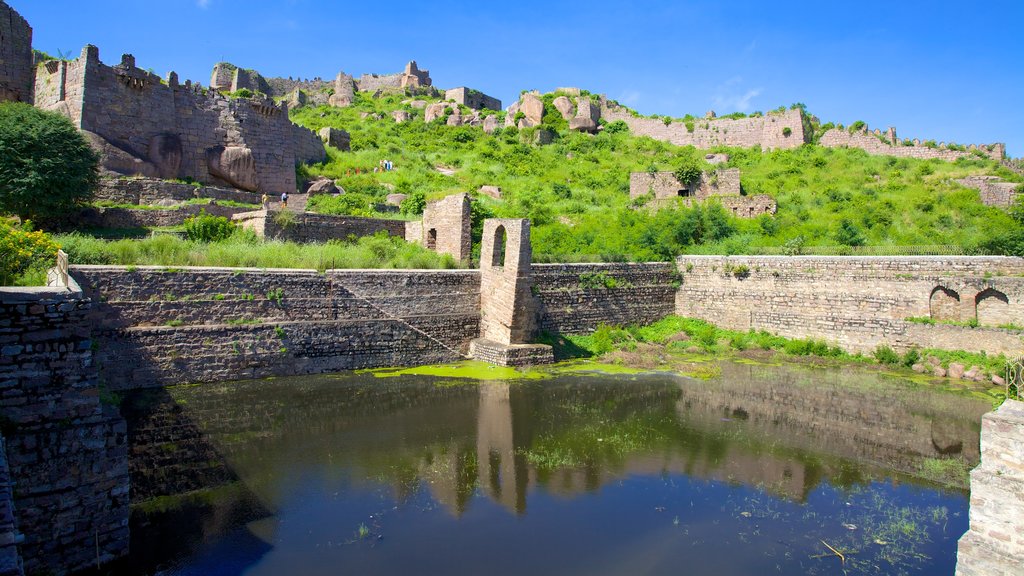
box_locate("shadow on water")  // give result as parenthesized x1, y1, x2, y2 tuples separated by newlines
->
(108, 361, 991, 576)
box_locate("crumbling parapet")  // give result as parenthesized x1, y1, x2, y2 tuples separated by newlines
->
(411, 193, 472, 263)
(470, 219, 553, 366)
(956, 399, 1024, 576)
(445, 87, 501, 111)
(628, 169, 776, 217)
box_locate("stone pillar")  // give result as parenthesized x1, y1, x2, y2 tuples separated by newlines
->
(956, 399, 1024, 575)
(470, 219, 553, 366)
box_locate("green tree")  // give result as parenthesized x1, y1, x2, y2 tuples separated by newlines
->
(835, 218, 865, 246)
(0, 103, 99, 221)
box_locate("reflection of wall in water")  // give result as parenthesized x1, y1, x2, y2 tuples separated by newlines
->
(127, 368, 989, 521)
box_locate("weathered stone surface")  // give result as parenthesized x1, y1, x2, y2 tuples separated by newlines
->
(147, 133, 183, 179)
(424, 102, 453, 123)
(518, 93, 544, 127)
(413, 193, 472, 262)
(533, 128, 555, 146)
(306, 176, 338, 196)
(386, 193, 407, 206)
(83, 131, 160, 178)
(319, 127, 350, 151)
(34, 47, 319, 194)
(675, 256, 1024, 356)
(207, 145, 260, 191)
(0, 0, 33, 103)
(483, 115, 499, 134)
(629, 169, 774, 217)
(553, 96, 574, 120)
(233, 210, 405, 242)
(328, 72, 355, 107)
(445, 87, 501, 111)
(948, 362, 966, 379)
(821, 127, 1004, 162)
(956, 399, 1024, 575)
(392, 110, 412, 123)
(287, 88, 308, 109)
(912, 363, 926, 373)
(569, 117, 597, 133)
(479, 185, 502, 199)
(94, 176, 259, 205)
(404, 99, 428, 109)
(957, 176, 1020, 208)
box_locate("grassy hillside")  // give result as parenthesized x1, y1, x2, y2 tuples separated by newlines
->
(291, 92, 1021, 262)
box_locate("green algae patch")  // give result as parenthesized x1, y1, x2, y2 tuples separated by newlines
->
(549, 361, 656, 376)
(362, 360, 548, 381)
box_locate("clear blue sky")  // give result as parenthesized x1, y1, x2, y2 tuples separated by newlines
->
(12, 0, 1024, 157)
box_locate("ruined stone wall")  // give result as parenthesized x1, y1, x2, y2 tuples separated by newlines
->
(957, 176, 1020, 208)
(80, 203, 247, 229)
(602, 103, 807, 150)
(73, 266, 481, 389)
(33, 46, 322, 194)
(445, 87, 501, 111)
(0, 0, 32, 103)
(956, 399, 1024, 575)
(232, 210, 406, 243)
(94, 177, 260, 205)
(675, 256, 1024, 354)
(819, 128, 1005, 161)
(293, 122, 328, 164)
(0, 436, 20, 576)
(418, 193, 471, 262)
(0, 282, 129, 574)
(628, 169, 775, 217)
(532, 263, 679, 334)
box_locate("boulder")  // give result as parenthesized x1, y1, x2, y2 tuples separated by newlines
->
(392, 110, 412, 123)
(553, 96, 575, 120)
(446, 107, 464, 126)
(306, 176, 339, 196)
(963, 366, 980, 381)
(569, 117, 598, 133)
(147, 133, 183, 179)
(319, 127, 350, 151)
(993, 374, 1006, 386)
(424, 102, 451, 123)
(926, 355, 941, 366)
(386, 193, 407, 206)
(504, 102, 520, 127)
(932, 366, 947, 378)
(84, 131, 160, 178)
(207, 146, 259, 192)
(479, 185, 502, 199)
(518, 92, 544, 127)
(911, 363, 926, 374)
(403, 99, 428, 109)
(483, 115, 500, 134)
(533, 128, 555, 146)
(948, 362, 966, 379)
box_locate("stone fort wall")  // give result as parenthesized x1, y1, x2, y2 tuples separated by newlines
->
(819, 127, 1005, 161)
(0, 282, 129, 575)
(0, 0, 32, 103)
(232, 210, 407, 243)
(33, 46, 324, 195)
(601, 103, 808, 150)
(675, 256, 1024, 354)
(73, 266, 481, 389)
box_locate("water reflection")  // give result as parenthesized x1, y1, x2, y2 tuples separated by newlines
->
(118, 361, 990, 575)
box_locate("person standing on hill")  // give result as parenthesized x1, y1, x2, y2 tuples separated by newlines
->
(281, 191, 288, 209)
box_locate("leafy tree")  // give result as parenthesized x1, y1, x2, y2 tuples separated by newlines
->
(401, 191, 426, 216)
(0, 103, 99, 221)
(835, 218, 865, 246)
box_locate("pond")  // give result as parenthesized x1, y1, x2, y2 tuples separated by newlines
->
(115, 361, 991, 576)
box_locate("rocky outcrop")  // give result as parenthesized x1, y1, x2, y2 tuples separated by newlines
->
(519, 92, 544, 127)
(479, 185, 502, 199)
(392, 110, 412, 123)
(553, 96, 574, 120)
(483, 115, 499, 134)
(329, 72, 355, 108)
(425, 102, 453, 123)
(83, 131, 160, 178)
(207, 145, 260, 192)
(147, 133, 183, 179)
(306, 176, 339, 196)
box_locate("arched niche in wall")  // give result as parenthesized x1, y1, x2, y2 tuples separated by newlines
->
(929, 286, 961, 322)
(491, 225, 507, 268)
(975, 288, 1010, 327)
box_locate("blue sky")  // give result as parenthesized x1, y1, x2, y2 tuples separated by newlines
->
(13, 0, 1024, 156)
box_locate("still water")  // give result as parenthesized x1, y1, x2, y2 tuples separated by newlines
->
(117, 362, 991, 576)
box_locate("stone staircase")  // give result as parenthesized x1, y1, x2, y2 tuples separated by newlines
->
(273, 192, 308, 213)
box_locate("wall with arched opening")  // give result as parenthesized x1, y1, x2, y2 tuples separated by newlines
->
(976, 288, 1010, 327)
(930, 287, 961, 322)
(490, 225, 507, 268)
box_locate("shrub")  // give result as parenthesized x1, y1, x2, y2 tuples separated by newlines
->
(183, 211, 234, 242)
(401, 191, 426, 216)
(0, 102, 99, 221)
(873, 345, 901, 365)
(0, 219, 60, 285)
(782, 127, 792, 137)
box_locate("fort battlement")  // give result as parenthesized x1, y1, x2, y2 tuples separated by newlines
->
(33, 46, 324, 194)
(820, 124, 1005, 162)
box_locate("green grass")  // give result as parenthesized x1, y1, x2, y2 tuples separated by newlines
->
(287, 92, 1022, 262)
(54, 229, 460, 270)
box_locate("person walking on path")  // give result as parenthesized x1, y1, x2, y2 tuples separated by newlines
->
(281, 191, 289, 209)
